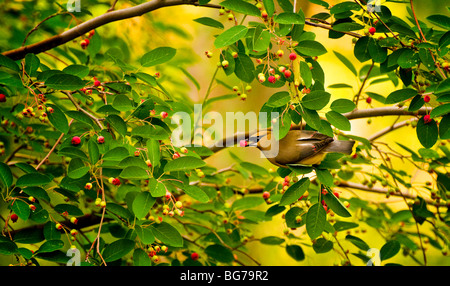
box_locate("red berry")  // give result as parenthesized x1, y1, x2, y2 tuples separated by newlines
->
(262, 191, 270, 200)
(80, 39, 90, 49)
(0, 94, 6, 102)
(97, 136, 105, 144)
(423, 95, 430, 103)
(112, 178, 121, 186)
(29, 204, 36, 211)
(10, 214, 18, 223)
(366, 97, 372, 104)
(369, 27, 376, 35)
(423, 115, 432, 124)
(191, 252, 199, 261)
(71, 136, 81, 145)
(284, 70, 292, 78)
(94, 80, 101, 87)
(160, 111, 168, 119)
(289, 52, 297, 61)
(268, 76, 276, 84)
(172, 152, 180, 159)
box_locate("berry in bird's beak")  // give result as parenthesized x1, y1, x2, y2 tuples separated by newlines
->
(240, 140, 248, 147)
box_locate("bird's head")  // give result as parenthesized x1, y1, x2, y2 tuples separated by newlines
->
(240, 130, 273, 150)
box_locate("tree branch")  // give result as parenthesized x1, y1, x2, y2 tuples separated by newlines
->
(2, 0, 221, 61)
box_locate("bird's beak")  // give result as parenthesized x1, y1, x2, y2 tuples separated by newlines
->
(239, 137, 257, 147)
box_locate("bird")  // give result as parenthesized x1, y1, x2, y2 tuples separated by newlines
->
(240, 129, 356, 168)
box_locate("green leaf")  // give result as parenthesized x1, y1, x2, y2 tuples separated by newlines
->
(183, 185, 210, 203)
(102, 239, 135, 262)
(300, 61, 312, 88)
(234, 53, 255, 83)
(193, 17, 224, 29)
(120, 166, 149, 180)
(263, 0, 275, 16)
(12, 200, 30, 221)
(435, 78, 450, 95)
(67, 158, 89, 179)
(330, 1, 360, 14)
(62, 64, 90, 78)
(88, 138, 100, 164)
(112, 94, 134, 112)
(354, 36, 371, 62)
(416, 117, 438, 149)
(322, 190, 351, 217)
(440, 114, 450, 139)
(54, 204, 84, 216)
(333, 51, 357, 76)
(47, 104, 69, 134)
(25, 53, 40, 77)
(214, 25, 248, 49)
(380, 240, 401, 261)
(345, 234, 370, 251)
(45, 74, 85, 90)
(240, 162, 269, 176)
(368, 37, 387, 63)
(279, 178, 310, 206)
(260, 236, 285, 245)
(131, 124, 169, 140)
(58, 147, 89, 161)
(333, 221, 359, 232)
(0, 241, 18, 255)
(332, 22, 364, 32)
(397, 49, 420, 68)
(148, 178, 166, 197)
(132, 192, 156, 219)
(36, 240, 64, 253)
(140, 47, 176, 67)
(315, 168, 334, 186)
(0, 54, 20, 72)
(330, 98, 356, 113)
(427, 14, 450, 29)
(147, 139, 161, 168)
(104, 114, 126, 137)
(0, 162, 13, 189)
(16, 173, 51, 187)
(164, 156, 206, 173)
(312, 238, 334, 253)
(294, 41, 327, 57)
(266, 91, 291, 107)
(135, 226, 155, 245)
(151, 222, 183, 247)
(220, 0, 261, 17)
(300, 106, 322, 130)
(301, 90, 331, 110)
(274, 12, 305, 25)
(253, 27, 271, 52)
(325, 111, 351, 131)
(205, 244, 234, 263)
(385, 88, 417, 104)
(286, 245, 305, 261)
(232, 196, 265, 210)
(430, 104, 450, 118)
(22, 187, 50, 202)
(306, 203, 327, 240)
(44, 221, 61, 241)
(133, 248, 152, 266)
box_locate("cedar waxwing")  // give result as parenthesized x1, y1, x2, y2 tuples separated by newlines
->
(242, 130, 356, 168)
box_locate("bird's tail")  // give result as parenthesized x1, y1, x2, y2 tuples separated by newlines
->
(323, 140, 356, 155)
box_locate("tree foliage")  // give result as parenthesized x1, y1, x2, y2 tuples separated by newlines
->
(0, 0, 449, 266)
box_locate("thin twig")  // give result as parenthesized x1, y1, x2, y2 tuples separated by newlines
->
(35, 119, 74, 170)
